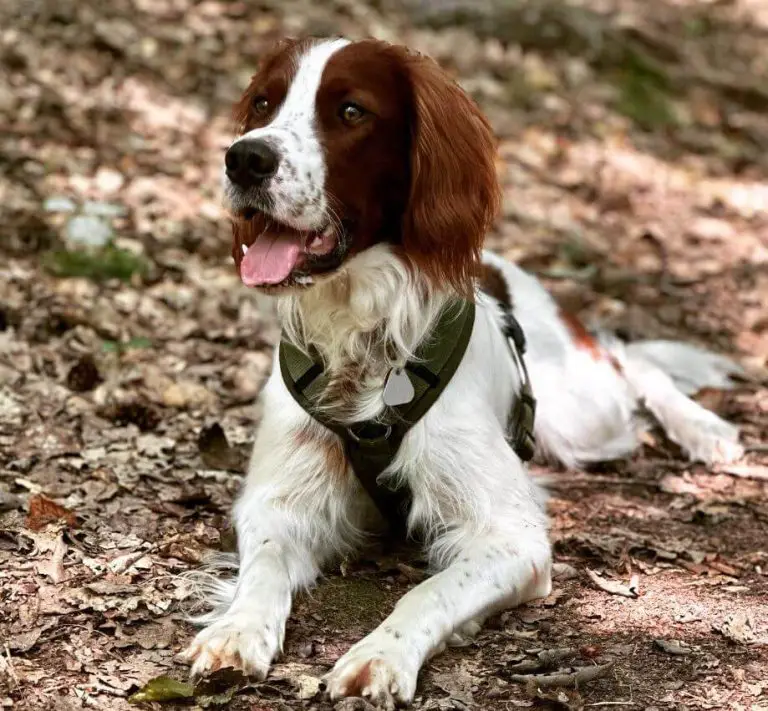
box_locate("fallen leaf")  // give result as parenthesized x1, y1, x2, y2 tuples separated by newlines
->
(714, 611, 760, 645)
(654, 639, 692, 655)
(197, 423, 243, 471)
(37, 533, 67, 583)
(8, 627, 43, 653)
(0, 491, 23, 512)
(194, 668, 250, 707)
(586, 569, 639, 598)
(719, 464, 768, 481)
(128, 676, 194, 703)
(26, 495, 77, 531)
(552, 563, 579, 580)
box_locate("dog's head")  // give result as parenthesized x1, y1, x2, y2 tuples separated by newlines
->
(227, 38, 500, 295)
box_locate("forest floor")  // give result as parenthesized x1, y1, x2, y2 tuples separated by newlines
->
(1, 0, 767, 709)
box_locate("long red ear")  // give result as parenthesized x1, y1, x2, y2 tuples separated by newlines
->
(400, 51, 501, 296)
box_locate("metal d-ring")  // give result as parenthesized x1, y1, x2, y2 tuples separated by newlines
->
(346, 424, 393, 443)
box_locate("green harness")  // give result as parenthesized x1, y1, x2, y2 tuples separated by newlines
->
(279, 299, 536, 535)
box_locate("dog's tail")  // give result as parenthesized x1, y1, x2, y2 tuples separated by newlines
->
(610, 338, 744, 465)
(623, 340, 744, 395)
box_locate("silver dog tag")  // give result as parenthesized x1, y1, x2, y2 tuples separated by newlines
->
(383, 368, 415, 407)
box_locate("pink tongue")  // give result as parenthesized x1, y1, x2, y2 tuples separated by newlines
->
(240, 233, 303, 286)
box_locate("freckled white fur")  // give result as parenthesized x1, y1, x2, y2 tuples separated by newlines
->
(225, 38, 350, 231)
(184, 40, 744, 709)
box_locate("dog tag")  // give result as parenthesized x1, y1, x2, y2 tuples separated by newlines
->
(383, 368, 415, 407)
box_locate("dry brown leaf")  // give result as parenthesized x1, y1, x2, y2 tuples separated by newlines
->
(714, 611, 762, 645)
(654, 639, 692, 655)
(585, 569, 639, 598)
(26, 495, 77, 531)
(36, 533, 67, 583)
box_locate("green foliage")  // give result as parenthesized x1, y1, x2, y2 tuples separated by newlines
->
(102, 336, 153, 353)
(614, 49, 676, 130)
(129, 669, 249, 706)
(129, 676, 194, 703)
(43, 243, 148, 282)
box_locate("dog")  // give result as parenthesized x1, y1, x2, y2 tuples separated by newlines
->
(180, 37, 743, 708)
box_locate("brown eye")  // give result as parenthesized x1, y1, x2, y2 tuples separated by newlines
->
(252, 96, 269, 116)
(339, 102, 366, 125)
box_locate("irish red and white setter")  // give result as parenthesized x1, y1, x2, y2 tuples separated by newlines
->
(181, 37, 743, 707)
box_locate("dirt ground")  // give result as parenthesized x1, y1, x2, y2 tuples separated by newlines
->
(1, 0, 767, 709)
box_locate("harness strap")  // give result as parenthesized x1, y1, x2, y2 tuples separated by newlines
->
(501, 307, 537, 462)
(279, 297, 536, 532)
(279, 300, 475, 534)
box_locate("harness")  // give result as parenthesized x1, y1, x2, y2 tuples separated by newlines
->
(279, 299, 536, 535)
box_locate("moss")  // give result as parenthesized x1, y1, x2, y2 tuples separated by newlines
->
(614, 49, 676, 130)
(101, 336, 153, 353)
(43, 243, 148, 282)
(304, 577, 395, 631)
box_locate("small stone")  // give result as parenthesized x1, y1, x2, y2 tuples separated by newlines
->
(82, 200, 127, 218)
(43, 196, 77, 213)
(65, 214, 113, 248)
(162, 381, 215, 408)
(94, 167, 125, 193)
(297, 641, 316, 658)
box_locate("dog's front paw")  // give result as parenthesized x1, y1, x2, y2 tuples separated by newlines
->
(179, 613, 281, 680)
(323, 636, 418, 710)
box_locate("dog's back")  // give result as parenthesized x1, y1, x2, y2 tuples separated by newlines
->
(482, 250, 743, 467)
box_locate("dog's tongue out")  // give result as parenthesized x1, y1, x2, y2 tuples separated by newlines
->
(240, 231, 303, 286)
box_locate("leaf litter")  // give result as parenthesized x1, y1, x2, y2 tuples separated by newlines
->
(1, 0, 767, 709)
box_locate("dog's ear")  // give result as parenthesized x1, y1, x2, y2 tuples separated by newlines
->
(400, 52, 501, 296)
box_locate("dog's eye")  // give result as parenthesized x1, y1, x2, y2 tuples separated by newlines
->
(252, 96, 269, 116)
(339, 102, 366, 126)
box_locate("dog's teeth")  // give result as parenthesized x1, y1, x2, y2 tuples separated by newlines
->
(241, 244, 248, 255)
(322, 225, 333, 237)
(310, 235, 323, 248)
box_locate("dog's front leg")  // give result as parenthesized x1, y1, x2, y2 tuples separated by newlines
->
(323, 529, 551, 708)
(181, 372, 365, 680)
(181, 505, 321, 679)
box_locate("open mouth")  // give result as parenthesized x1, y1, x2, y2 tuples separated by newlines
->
(235, 211, 343, 288)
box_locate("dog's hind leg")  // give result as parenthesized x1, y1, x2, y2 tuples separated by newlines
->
(614, 340, 744, 465)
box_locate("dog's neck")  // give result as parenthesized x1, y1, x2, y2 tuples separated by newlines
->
(276, 246, 452, 421)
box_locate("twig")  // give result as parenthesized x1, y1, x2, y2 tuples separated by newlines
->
(1, 644, 18, 686)
(744, 444, 768, 453)
(510, 662, 613, 687)
(543, 474, 659, 488)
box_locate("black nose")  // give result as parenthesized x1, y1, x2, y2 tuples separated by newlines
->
(225, 140, 280, 188)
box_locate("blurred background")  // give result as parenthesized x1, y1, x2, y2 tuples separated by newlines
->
(1, 1, 767, 710)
